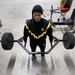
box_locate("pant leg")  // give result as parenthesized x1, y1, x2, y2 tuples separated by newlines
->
(38, 43, 46, 57)
(30, 44, 37, 56)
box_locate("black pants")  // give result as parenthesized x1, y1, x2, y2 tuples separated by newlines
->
(30, 43, 46, 57)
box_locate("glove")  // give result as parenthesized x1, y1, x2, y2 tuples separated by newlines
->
(50, 42, 53, 47)
(24, 41, 27, 47)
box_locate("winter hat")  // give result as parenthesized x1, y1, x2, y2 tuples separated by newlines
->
(32, 5, 43, 14)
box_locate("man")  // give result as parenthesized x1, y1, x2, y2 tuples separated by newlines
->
(24, 5, 53, 61)
(57, 0, 73, 21)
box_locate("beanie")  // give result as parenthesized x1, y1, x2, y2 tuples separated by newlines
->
(32, 5, 43, 14)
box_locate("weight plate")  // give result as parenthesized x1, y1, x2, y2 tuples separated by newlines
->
(64, 0, 70, 8)
(1, 33, 14, 50)
(63, 32, 74, 49)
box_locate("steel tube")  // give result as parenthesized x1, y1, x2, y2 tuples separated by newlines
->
(53, 22, 73, 25)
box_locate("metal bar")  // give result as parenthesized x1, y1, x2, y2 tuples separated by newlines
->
(28, 41, 59, 54)
(29, 52, 48, 54)
(17, 41, 30, 54)
(10, 40, 22, 42)
(17, 36, 59, 54)
(17, 36, 30, 54)
(47, 41, 59, 53)
(54, 39, 66, 42)
(11, 40, 18, 42)
(17, 40, 59, 54)
(53, 22, 73, 25)
(0, 40, 18, 42)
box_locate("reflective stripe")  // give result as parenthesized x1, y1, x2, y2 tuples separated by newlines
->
(26, 24, 29, 29)
(25, 23, 51, 39)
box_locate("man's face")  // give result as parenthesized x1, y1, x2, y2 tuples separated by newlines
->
(33, 12, 42, 22)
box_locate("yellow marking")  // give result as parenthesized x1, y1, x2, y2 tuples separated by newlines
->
(25, 23, 51, 39)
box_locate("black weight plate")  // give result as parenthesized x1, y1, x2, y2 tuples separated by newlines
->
(1, 33, 14, 50)
(63, 32, 74, 49)
(64, 0, 70, 8)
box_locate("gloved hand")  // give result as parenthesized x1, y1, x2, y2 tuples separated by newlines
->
(24, 41, 27, 47)
(51, 42, 53, 47)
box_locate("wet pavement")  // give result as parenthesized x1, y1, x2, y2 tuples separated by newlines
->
(0, 0, 75, 75)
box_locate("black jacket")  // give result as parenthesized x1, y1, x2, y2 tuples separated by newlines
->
(24, 18, 53, 45)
